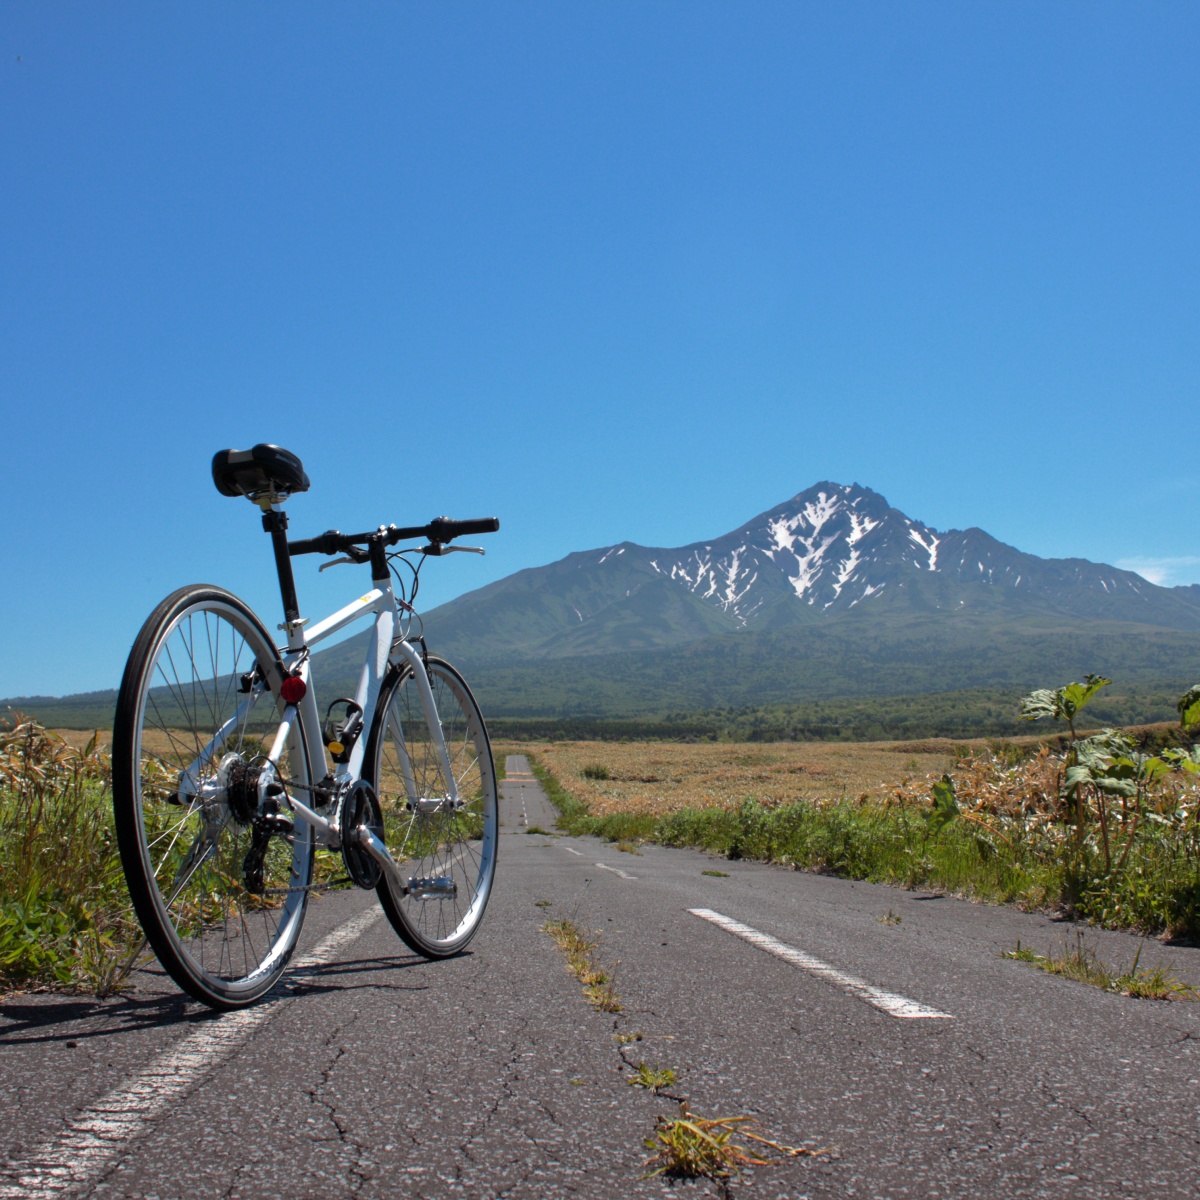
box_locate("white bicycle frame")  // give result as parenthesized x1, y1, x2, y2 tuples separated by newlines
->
(274, 570, 461, 850)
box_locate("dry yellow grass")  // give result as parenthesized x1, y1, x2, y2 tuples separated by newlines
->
(492, 739, 959, 817)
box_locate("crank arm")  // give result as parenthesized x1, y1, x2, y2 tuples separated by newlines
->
(348, 825, 457, 899)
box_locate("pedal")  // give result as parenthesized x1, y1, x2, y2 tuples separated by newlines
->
(404, 796, 461, 814)
(404, 876, 457, 901)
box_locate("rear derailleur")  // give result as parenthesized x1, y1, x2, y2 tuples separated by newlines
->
(221, 755, 296, 895)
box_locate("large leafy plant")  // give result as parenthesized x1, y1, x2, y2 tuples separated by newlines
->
(1019, 674, 1112, 741)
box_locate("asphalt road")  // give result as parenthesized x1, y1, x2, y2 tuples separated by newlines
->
(5, 756, 1200, 1198)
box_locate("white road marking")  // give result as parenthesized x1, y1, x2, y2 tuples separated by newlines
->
(0, 907, 384, 1199)
(595, 862, 638, 880)
(688, 908, 952, 1020)
(562, 846, 583, 856)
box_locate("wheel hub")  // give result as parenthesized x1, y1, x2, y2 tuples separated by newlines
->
(217, 752, 276, 825)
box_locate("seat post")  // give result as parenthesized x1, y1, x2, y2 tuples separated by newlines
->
(262, 507, 301, 627)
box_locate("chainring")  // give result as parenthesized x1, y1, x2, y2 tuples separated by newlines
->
(340, 780, 385, 889)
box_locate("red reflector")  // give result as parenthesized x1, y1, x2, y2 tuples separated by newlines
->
(280, 676, 307, 705)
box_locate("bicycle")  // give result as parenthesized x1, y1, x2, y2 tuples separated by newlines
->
(111, 443, 500, 1009)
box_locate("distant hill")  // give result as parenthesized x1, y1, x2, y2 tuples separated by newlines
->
(9, 482, 1200, 734)
(402, 481, 1200, 663)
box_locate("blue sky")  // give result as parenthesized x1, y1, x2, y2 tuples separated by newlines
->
(1, 3, 1197, 697)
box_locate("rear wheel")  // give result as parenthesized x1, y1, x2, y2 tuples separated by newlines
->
(111, 586, 314, 1009)
(365, 657, 498, 957)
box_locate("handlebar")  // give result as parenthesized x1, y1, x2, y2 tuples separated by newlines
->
(288, 517, 500, 558)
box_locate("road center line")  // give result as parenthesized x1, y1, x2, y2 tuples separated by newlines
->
(595, 862, 638, 880)
(562, 846, 583, 856)
(0, 906, 384, 1200)
(688, 908, 952, 1020)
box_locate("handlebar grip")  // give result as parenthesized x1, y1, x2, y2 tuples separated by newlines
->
(288, 529, 346, 556)
(425, 516, 501, 543)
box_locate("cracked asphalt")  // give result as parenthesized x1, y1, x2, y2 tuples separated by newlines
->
(5, 755, 1200, 1197)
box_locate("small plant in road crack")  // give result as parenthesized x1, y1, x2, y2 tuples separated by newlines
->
(1003, 934, 1198, 1000)
(627, 1062, 677, 1092)
(542, 917, 623, 1012)
(878, 908, 902, 925)
(641, 1101, 823, 1182)
(526, 825, 551, 835)
(701, 869, 729, 877)
(615, 1030, 643, 1044)
(613, 840, 642, 855)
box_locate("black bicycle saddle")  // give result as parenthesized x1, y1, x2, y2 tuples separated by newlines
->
(212, 444, 311, 500)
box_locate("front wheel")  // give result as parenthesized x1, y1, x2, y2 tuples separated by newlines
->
(364, 656, 498, 957)
(111, 586, 314, 1008)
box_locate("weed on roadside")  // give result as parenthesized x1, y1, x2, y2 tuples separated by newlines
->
(526, 825, 551, 835)
(627, 1063, 677, 1092)
(642, 1101, 824, 1182)
(0, 715, 140, 994)
(1002, 934, 1198, 1000)
(701, 869, 729, 877)
(542, 917, 623, 1012)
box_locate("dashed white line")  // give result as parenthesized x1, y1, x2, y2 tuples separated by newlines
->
(689, 908, 952, 1020)
(595, 862, 638, 880)
(562, 846, 583, 856)
(0, 906, 384, 1199)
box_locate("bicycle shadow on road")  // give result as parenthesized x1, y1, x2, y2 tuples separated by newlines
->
(0, 953, 441, 1045)
(282, 952, 437, 999)
(0, 986, 198, 1047)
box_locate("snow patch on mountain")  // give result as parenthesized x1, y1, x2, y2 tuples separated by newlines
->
(575, 481, 1200, 634)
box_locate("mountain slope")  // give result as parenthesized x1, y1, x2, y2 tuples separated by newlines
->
(404, 482, 1200, 668)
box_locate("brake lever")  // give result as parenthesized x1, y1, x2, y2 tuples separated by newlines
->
(421, 544, 485, 557)
(319, 556, 359, 572)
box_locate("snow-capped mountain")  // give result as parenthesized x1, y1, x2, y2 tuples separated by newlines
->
(322, 482, 1200, 673)
(625, 482, 1189, 628)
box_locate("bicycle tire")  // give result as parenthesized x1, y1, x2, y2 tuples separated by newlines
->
(364, 656, 498, 957)
(112, 585, 314, 1008)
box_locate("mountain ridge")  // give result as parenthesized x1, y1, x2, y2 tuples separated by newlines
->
(411, 481, 1200, 663)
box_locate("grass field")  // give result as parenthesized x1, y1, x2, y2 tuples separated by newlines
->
(490, 737, 960, 816)
(499, 731, 1200, 942)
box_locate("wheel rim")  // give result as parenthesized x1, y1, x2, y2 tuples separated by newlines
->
(374, 664, 497, 950)
(128, 599, 312, 997)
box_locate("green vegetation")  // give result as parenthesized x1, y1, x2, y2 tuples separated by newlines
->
(0, 716, 137, 993)
(488, 683, 1194, 743)
(627, 1062, 678, 1092)
(541, 917, 623, 1012)
(459, 614, 1200, 724)
(531, 679, 1200, 940)
(1003, 934, 1197, 1000)
(642, 1101, 819, 1182)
